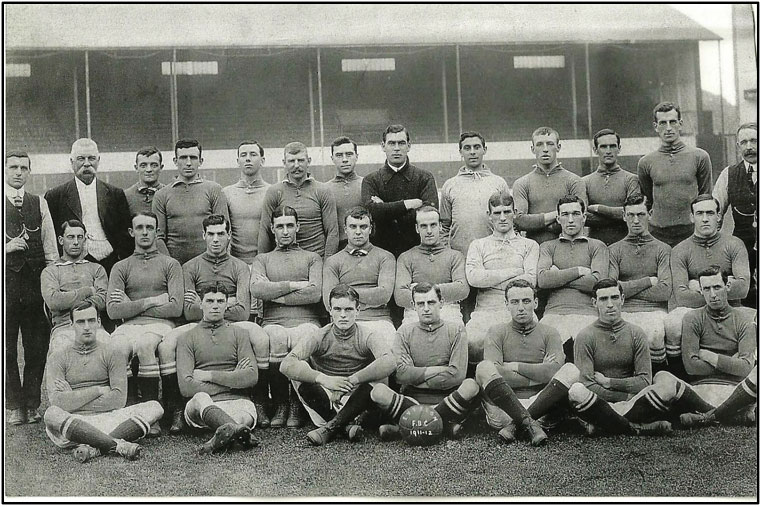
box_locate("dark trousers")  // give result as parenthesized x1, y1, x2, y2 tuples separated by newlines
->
(6, 267, 50, 411)
(741, 237, 757, 309)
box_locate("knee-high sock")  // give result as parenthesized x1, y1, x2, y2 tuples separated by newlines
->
(715, 376, 758, 421)
(298, 382, 335, 422)
(434, 389, 477, 424)
(269, 365, 289, 404)
(328, 384, 372, 429)
(200, 404, 237, 430)
(573, 392, 632, 434)
(482, 378, 530, 424)
(621, 389, 671, 424)
(62, 417, 118, 453)
(161, 373, 182, 411)
(666, 356, 689, 381)
(109, 416, 151, 441)
(127, 376, 139, 404)
(528, 379, 570, 420)
(669, 383, 715, 415)
(252, 368, 271, 402)
(137, 376, 160, 402)
(378, 390, 418, 423)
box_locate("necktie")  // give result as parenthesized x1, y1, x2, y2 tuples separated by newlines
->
(13, 194, 22, 209)
(750, 165, 756, 186)
(138, 187, 157, 195)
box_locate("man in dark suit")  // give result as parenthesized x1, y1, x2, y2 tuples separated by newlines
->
(44, 138, 132, 276)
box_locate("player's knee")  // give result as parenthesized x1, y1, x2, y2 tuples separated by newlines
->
(474, 361, 498, 387)
(567, 382, 590, 405)
(43, 405, 68, 427)
(142, 400, 165, 423)
(653, 370, 680, 400)
(370, 383, 394, 405)
(554, 363, 581, 387)
(189, 391, 213, 410)
(458, 378, 480, 400)
(156, 335, 177, 360)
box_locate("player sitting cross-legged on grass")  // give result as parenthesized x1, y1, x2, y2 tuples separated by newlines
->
(280, 284, 396, 446)
(371, 282, 480, 440)
(568, 279, 675, 436)
(475, 279, 581, 446)
(177, 282, 260, 455)
(44, 301, 163, 463)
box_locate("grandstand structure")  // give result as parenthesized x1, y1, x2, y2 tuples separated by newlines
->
(5, 4, 722, 194)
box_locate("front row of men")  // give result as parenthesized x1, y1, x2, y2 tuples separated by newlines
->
(44, 261, 756, 460)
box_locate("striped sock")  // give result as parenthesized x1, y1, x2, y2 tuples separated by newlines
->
(385, 391, 419, 423)
(528, 379, 570, 420)
(482, 378, 529, 424)
(572, 390, 632, 435)
(433, 388, 477, 424)
(109, 416, 150, 441)
(671, 382, 715, 415)
(623, 388, 671, 424)
(62, 417, 118, 453)
(715, 375, 757, 422)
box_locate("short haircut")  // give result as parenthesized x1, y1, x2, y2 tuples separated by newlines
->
(592, 278, 623, 297)
(198, 281, 231, 299)
(135, 146, 162, 165)
(415, 205, 440, 222)
(329, 283, 360, 308)
(70, 300, 97, 322)
(556, 194, 586, 214)
(592, 128, 621, 149)
(736, 122, 758, 136)
(5, 150, 30, 167)
(690, 194, 720, 214)
(382, 124, 410, 143)
(284, 141, 308, 156)
(487, 191, 514, 213)
(175, 138, 202, 158)
(697, 265, 728, 285)
(652, 101, 681, 122)
(70, 138, 99, 158)
(131, 211, 159, 227)
(272, 205, 299, 223)
(411, 282, 442, 303)
(458, 131, 486, 150)
(504, 279, 537, 299)
(622, 194, 650, 211)
(330, 136, 358, 155)
(345, 205, 373, 227)
(60, 219, 87, 235)
(237, 140, 264, 157)
(202, 213, 230, 233)
(531, 126, 560, 145)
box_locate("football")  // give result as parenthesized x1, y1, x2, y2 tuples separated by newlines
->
(399, 405, 444, 446)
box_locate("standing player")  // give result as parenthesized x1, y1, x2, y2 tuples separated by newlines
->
(325, 136, 363, 251)
(465, 191, 539, 363)
(371, 283, 480, 440)
(361, 124, 439, 258)
(251, 206, 323, 428)
(664, 195, 752, 378)
(395, 206, 469, 326)
(583, 129, 641, 245)
(107, 211, 184, 436)
(124, 146, 166, 216)
(322, 206, 396, 348)
(281, 284, 396, 445)
(537, 195, 608, 362)
(637, 102, 712, 247)
(258, 142, 339, 258)
(6, 150, 58, 425)
(41, 220, 108, 352)
(713, 122, 758, 309)
(177, 283, 260, 454)
(513, 127, 587, 245)
(44, 302, 163, 463)
(152, 138, 229, 265)
(474, 280, 580, 445)
(608, 195, 672, 370)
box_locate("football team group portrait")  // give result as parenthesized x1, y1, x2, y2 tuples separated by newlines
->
(3, 3, 758, 500)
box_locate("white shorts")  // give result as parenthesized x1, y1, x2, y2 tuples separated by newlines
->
(46, 402, 159, 449)
(184, 398, 257, 430)
(539, 314, 597, 344)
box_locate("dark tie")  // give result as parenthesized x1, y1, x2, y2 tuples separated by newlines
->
(12, 195, 22, 209)
(138, 187, 157, 196)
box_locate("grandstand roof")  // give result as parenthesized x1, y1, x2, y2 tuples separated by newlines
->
(5, 4, 720, 50)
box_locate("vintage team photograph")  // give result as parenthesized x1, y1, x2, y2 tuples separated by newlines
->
(3, 2, 758, 501)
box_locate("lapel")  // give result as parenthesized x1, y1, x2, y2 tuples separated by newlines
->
(65, 179, 83, 220)
(96, 179, 109, 224)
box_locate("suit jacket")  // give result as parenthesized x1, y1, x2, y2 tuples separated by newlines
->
(44, 178, 132, 269)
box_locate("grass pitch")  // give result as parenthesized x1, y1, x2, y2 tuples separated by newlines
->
(4, 414, 758, 499)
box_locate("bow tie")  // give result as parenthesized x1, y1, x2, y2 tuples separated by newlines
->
(138, 187, 157, 196)
(12, 195, 23, 208)
(349, 248, 368, 257)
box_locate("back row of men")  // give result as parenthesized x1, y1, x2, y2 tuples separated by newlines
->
(6, 102, 757, 432)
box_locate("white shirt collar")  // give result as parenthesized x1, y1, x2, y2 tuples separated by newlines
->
(744, 160, 755, 172)
(5, 183, 24, 199)
(74, 176, 97, 195)
(387, 162, 405, 172)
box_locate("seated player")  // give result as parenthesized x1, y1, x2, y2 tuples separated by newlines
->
(371, 283, 480, 440)
(44, 301, 163, 463)
(251, 206, 322, 428)
(395, 206, 469, 326)
(281, 284, 396, 446)
(568, 279, 673, 436)
(608, 195, 671, 370)
(160, 214, 269, 430)
(107, 211, 184, 437)
(465, 191, 539, 363)
(664, 194, 753, 378)
(538, 195, 608, 361)
(41, 219, 108, 352)
(475, 280, 581, 445)
(177, 283, 260, 454)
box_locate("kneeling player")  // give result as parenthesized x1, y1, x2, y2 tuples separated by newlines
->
(44, 302, 163, 463)
(177, 283, 260, 454)
(475, 279, 580, 445)
(568, 279, 673, 436)
(371, 282, 479, 440)
(281, 284, 396, 445)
